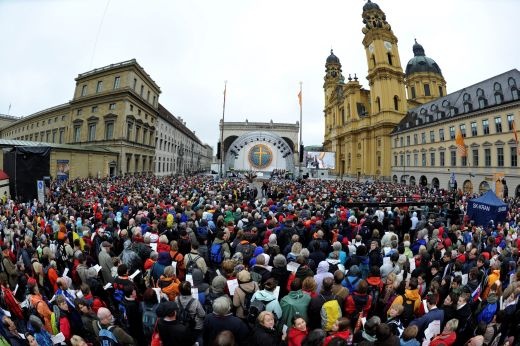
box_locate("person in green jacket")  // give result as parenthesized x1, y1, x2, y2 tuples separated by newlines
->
(280, 278, 311, 328)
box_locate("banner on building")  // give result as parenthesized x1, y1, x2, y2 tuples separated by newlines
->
(57, 160, 70, 181)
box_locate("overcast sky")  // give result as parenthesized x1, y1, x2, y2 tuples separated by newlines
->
(0, 0, 518, 151)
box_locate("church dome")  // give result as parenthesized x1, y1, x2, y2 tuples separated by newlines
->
(363, 0, 380, 12)
(326, 49, 341, 65)
(405, 40, 443, 77)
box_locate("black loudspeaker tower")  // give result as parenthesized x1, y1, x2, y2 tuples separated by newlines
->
(216, 142, 221, 160)
(299, 145, 304, 162)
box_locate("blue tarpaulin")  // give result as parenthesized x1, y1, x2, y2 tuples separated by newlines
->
(466, 190, 508, 226)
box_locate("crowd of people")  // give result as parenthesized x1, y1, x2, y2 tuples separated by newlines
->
(0, 173, 519, 346)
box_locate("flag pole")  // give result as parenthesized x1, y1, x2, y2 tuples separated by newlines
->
(298, 82, 303, 179)
(219, 81, 227, 178)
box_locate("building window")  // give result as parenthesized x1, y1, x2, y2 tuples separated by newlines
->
(438, 86, 443, 97)
(462, 156, 467, 166)
(471, 122, 477, 136)
(482, 119, 489, 134)
(400, 137, 403, 147)
(424, 84, 431, 96)
(507, 114, 514, 131)
(393, 95, 398, 110)
(105, 122, 114, 140)
(421, 132, 426, 144)
(114, 76, 120, 89)
(52, 131, 56, 143)
(377, 155, 381, 167)
(413, 153, 418, 167)
(421, 153, 426, 167)
(147, 91, 151, 102)
(449, 126, 455, 140)
(130, 104, 134, 112)
(81, 85, 87, 96)
(387, 53, 393, 65)
(394, 155, 397, 166)
(439, 129, 444, 141)
(376, 97, 381, 112)
(109, 103, 116, 110)
(88, 124, 96, 141)
(511, 147, 518, 167)
(140, 85, 144, 97)
(460, 124, 466, 137)
(406, 154, 410, 167)
(439, 152, 445, 167)
(406, 136, 410, 146)
(450, 150, 456, 166)
(430, 152, 435, 166)
(411, 86, 416, 99)
(430, 131, 435, 143)
(133, 78, 137, 90)
(400, 155, 404, 166)
(473, 149, 479, 167)
(77, 109, 82, 116)
(96, 81, 103, 93)
(497, 147, 504, 167)
(135, 126, 141, 143)
(495, 116, 502, 133)
(92, 106, 98, 113)
(153, 95, 156, 107)
(74, 126, 81, 142)
(59, 129, 64, 144)
(127, 123, 133, 141)
(413, 134, 418, 145)
(485, 148, 491, 167)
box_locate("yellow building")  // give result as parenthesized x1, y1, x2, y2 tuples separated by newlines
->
(323, 0, 445, 180)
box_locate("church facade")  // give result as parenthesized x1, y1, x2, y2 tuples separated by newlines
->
(323, 0, 446, 180)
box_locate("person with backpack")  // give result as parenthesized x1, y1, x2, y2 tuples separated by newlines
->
(250, 278, 282, 322)
(236, 233, 256, 265)
(204, 276, 229, 314)
(93, 307, 136, 346)
(55, 295, 73, 343)
(154, 300, 195, 346)
(308, 277, 343, 331)
(366, 266, 384, 317)
(342, 265, 362, 293)
(209, 231, 230, 268)
(388, 277, 422, 326)
(233, 269, 259, 320)
(345, 279, 373, 324)
(184, 242, 208, 276)
(141, 288, 160, 345)
(176, 281, 206, 345)
(475, 282, 499, 325)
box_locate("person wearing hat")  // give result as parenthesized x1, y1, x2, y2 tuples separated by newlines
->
(232, 269, 259, 320)
(93, 307, 136, 346)
(342, 265, 362, 293)
(98, 241, 114, 284)
(155, 300, 195, 346)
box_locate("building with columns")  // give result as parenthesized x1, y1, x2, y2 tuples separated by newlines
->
(0, 59, 212, 179)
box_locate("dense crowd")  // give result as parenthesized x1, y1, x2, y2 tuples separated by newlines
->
(0, 174, 519, 346)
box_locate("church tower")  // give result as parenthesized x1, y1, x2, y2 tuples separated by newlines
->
(323, 49, 345, 136)
(362, 0, 407, 117)
(405, 39, 447, 106)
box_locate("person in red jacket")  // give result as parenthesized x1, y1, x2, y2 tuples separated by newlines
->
(345, 279, 373, 319)
(429, 318, 458, 346)
(287, 316, 309, 346)
(56, 295, 72, 342)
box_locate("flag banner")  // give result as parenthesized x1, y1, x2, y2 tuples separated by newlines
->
(455, 128, 467, 157)
(298, 90, 302, 107)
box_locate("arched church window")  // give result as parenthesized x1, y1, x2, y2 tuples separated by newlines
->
(393, 96, 399, 111)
